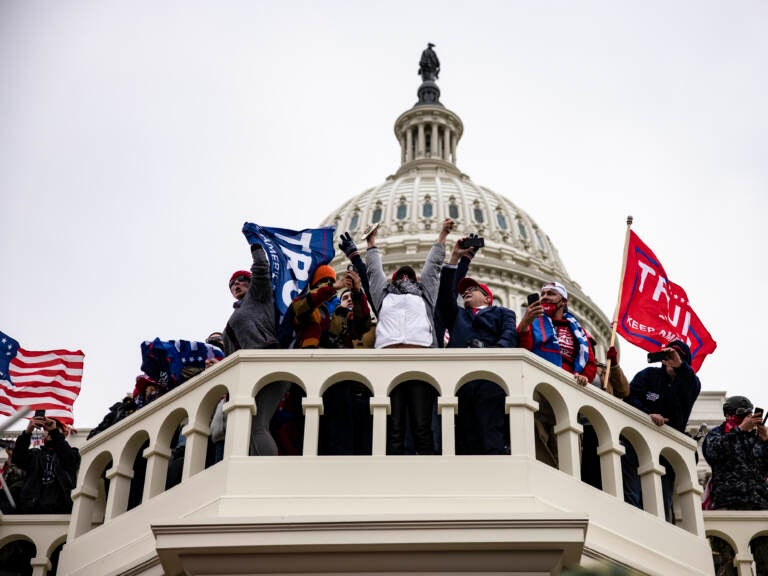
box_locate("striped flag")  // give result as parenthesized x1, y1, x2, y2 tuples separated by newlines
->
(0, 331, 83, 426)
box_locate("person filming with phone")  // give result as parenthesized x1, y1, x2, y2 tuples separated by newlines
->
(621, 340, 701, 520)
(703, 396, 768, 511)
(702, 396, 768, 573)
(12, 412, 80, 514)
(516, 281, 597, 385)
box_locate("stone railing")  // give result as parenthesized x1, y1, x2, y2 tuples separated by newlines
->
(50, 348, 715, 575)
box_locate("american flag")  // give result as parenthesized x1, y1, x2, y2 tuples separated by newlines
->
(0, 331, 84, 426)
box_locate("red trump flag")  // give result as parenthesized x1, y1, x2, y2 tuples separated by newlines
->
(617, 231, 716, 372)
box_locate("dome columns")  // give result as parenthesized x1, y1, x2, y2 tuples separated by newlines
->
(394, 106, 463, 176)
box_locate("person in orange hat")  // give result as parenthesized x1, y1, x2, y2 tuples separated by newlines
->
(290, 264, 374, 455)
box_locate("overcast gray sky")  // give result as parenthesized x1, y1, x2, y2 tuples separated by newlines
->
(1, 1, 766, 427)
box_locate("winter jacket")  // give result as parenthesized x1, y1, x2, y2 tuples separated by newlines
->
(703, 423, 768, 510)
(365, 242, 445, 348)
(13, 429, 80, 514)
(624, 364, 701, 433)
(223, 244, 279, 355)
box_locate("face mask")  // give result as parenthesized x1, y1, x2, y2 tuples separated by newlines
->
(541, 301, 558, 317)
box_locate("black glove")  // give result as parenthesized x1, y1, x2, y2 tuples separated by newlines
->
(338, 232, 359, 257)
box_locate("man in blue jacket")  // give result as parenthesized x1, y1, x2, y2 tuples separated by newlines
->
(437, 238, 517, 454)
(622, 339, 701, 520)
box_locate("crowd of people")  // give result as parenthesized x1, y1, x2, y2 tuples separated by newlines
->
(3, 218, 763, 538)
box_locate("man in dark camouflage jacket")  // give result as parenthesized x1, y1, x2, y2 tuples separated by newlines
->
(703, 395, 768, 510)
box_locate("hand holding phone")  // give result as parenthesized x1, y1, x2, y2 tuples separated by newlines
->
(647, 351, 669, 363)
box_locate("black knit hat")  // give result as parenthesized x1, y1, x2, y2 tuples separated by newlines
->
(668, 340, 691, 365)
(723, 395, 753, 416)
(392, 265, 417, 283)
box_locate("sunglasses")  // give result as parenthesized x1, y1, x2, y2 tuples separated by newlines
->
(229, 275, 250, 287)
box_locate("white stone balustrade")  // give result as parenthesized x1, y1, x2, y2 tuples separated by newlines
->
(35, 348, 718, 575)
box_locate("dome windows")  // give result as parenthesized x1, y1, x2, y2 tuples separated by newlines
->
(448, 196, 460, 220)
(372, 201, 383, 224)
(350, 209, 360, 231)
(472, 200, 484, 224)
(422, 195, 434, 218)
(517, 218, 528, 240)
(396, 196, 408, 220)
(496, 208, 508, 230)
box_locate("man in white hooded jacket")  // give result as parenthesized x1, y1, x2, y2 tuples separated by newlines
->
(364, 218, 452, 454)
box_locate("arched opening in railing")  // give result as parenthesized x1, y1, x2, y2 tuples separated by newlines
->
(749, 533, 768, 576)
(0, 537, 35, 576)
(47, 537, 66, 576)
(577, 405, 613, 494)
(318, 379, 373, 455)
(126, 436, 149, 511)
(75, 450, 112, 535)
(246, 376, 304, 457)
(454, 370, 510, 455)
(618, 427, 655, 516)
(532, 383, 569, 470)
(387, 373, 440, 456)
(660, 445, 699, 532)
(706, 533, 737, 576)
(165, 421, 187, 490)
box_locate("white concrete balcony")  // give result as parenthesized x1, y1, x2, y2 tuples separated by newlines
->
(51, 349, 715, 575)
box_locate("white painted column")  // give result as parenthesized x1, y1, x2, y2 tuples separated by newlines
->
(30, 557, 50, 576)
(734, 554, 755, 576)
(369, 396, 390, 456)
(181, 422, 211, 481)
(405, 128, 413, 162)
(437, 396, 458, 456)
(400, 134, 406, 164)
(506, 396, 538, 458)
(430, 123, 438, 158)
(68, 485, 99, 538)
(142, 444, 172, 500)
(223, 397, 256, 458)
(597, 441, 625, 498)
(302, 396, 324, 456)
(676, 483, 705, 535)
(639, 462, 666, 519)
(104, 465, 132, 521)
(443, 127, 451, 161)
(554, 422, 583, 477)
(417, 124, 425, 158)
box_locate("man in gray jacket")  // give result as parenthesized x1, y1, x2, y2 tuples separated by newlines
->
(223, 243, 290, 456)
(364, 218, 451, 454)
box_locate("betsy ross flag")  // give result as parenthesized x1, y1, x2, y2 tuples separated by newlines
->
(0, 331, 83, 426)
(617, 231, 716, 372)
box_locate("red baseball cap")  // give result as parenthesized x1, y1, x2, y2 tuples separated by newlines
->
(457, 277, 493, 304)
(229, 270, 252, 287)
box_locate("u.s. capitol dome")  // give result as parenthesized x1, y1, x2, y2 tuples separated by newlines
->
(320, 59, 612, 353)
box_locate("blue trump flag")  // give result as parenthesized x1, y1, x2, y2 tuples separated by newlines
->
(242, 223, 336, 315)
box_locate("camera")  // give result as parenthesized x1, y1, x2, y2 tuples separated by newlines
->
(347, 264, 355, 272)
(34, 409, 46, 418)
(527, 293, 540, 305)
(754, 407, 764, 420)
(647, 350, 669, 363)
(459, 236, 485, 249)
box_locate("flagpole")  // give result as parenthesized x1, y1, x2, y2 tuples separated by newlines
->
(604, 215, 633, 381)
